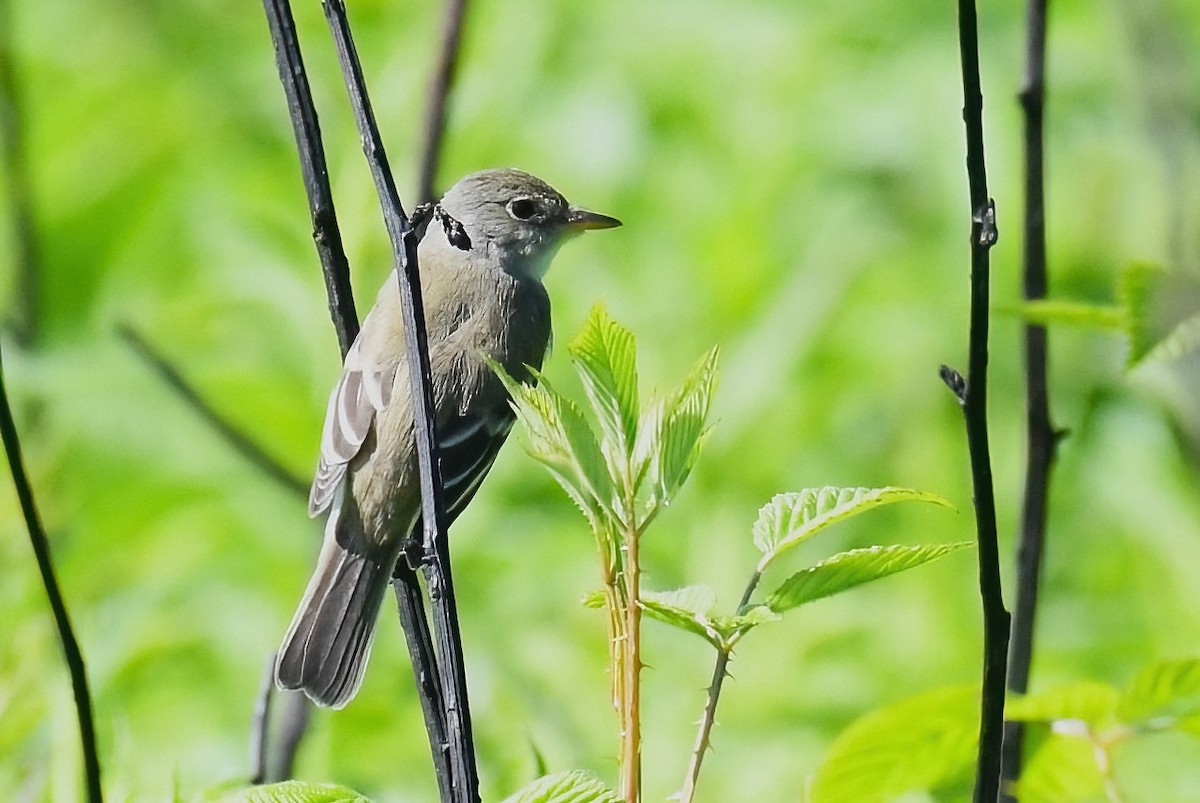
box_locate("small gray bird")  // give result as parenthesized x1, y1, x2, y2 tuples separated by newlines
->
(276, 168, 620, 708)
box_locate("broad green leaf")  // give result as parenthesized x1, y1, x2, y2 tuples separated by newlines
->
(996, 300, 1125, 331)
(568, 305, 639, 468)
(1005, 682, 1120, 727)
(1142, 311, 1200, 363)
(809, 685, 978, 803)
(641, 586, 723, 647)
(501, 769, 621, 803)
(1120, 261, 1161, 366)
(214, 781, 369, 803)
(1118, 657, 1200, 725)
(752, 487, 953, 566)
(766, 543, 970, 613)
(1011, 733, 1106, 803)
(651, 346, 718, 504)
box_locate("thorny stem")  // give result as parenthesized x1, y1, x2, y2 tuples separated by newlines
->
(619, 483, 642, 803)
(679, 571, 762, 802)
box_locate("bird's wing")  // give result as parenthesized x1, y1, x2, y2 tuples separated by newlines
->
(308, 339, 400, 517)
(436, 402, 516, 522)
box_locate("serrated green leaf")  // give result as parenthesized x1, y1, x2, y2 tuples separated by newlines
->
(501, 769, 621, 803)
(641, 586, 723, 647)
(996, 300, 1125, 331)
(651, 346, 718, 505)
(765, 543, 970, 613)
(1117, 657, 1200, 725)
(568, 304, 639, 468)
(752, 487, 952, 567)
(1005, 682, 1120, 727)
(1142, 311, 1200, 364)
(1120, 261, 1163, 366)
(213, 781, 370, 803)
(808, 685, 978, 803)
(489, 358, 613, 528)
(1011, 733, 1106, 803)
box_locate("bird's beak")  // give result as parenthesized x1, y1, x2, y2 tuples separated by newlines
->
(565, 207, 622, 231)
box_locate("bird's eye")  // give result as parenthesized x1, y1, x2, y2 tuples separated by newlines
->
(507, 197, 537, 221)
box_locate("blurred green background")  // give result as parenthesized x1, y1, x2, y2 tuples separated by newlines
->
(3, 0, 1200, 800)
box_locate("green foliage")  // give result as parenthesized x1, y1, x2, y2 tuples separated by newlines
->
(500, 770, 621, 803)
(212, 782, 370, 803)
(751, 487, 952, 569)
(808, 685, 979, 802)
(1001, 262, 1200, 367)
(1119, 657, 1200, 724)
(764, 542, 972, 613)
(1005, 681, 1120, 728)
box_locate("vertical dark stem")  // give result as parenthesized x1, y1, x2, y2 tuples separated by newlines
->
(249, 655, 276, 784)
(951, 0, 1011, 800)
(262, 0, 359, 355)
(416, 0, 469, 203)
(1002, 0, 1053, 797)
(321, 2, 478, 800)
(394, 565, 452, 800)
(0, 0, 41, 347)
(0, 349, 103, 802)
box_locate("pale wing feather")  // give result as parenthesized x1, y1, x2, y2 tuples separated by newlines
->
(308, 338, 401, 517)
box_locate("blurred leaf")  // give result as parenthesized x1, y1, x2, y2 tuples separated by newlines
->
(1012, 733, 1106, 803)
(568, 304, 639, 474)
(501, 769, 621, 803)
(641, 586, 722, 647)
(1120, 261, 1161, 366)
(808, 685, 978, 803)
(650, 346, 718, 506)
(752, 487, 952, 564)
(996, 300, 1125, 331)
(213, 781, 370, 803)
(1118, 657, 1200, 725)
(1005, 682, 1120, 727)
(765, 542, 971, 613)
(1142, 311, 1200, 363)
(581, 590, 607, 609)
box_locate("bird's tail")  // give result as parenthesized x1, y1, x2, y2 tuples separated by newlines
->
(275, 503, 391, 708)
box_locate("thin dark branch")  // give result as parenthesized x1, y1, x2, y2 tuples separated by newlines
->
(272, 689, 312, 780)
(416, 0, 469, 203)
(321, 2, 479, 800)
(1002, 0, 1054, 797)
(116, 324, 309, 498)
(951, 1, 1011, 801)
(0, 0, 41, 347)
(249, 654, 276, 785)
(394, 567, 452, 799)
(0, 346, 103, 802)
(262, 0, 359, 356)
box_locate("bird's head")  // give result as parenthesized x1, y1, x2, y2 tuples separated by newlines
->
(437, 168, 621, 278)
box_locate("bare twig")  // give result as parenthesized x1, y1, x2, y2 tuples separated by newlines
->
(249, 654, 276, 784)
(117, 324, 309, 498)
(321, 2, 479, 800)
(948, 0, 1011, 800)
(416, 0, 469, 203)
(0, 0, 41, 347)
(262, 0, 359, 355)
(619, 499, 643, 802)
(1002, 1, 1055, 798)
(273, 689, 311, 780)
(0, 347, 102, 802)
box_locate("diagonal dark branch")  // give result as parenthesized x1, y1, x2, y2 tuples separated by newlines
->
(262, 0, 359, 355)
(249, 654, 276, 785)
(0, 0, 41, 347)
(416, 0, 469, 203)
(117, 324, 309, 498)
(320, 2, 478, 799)
(949, 1, 1011, 801)
(1002, 1, 1055, 797)
(0, 346, 103, 802)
